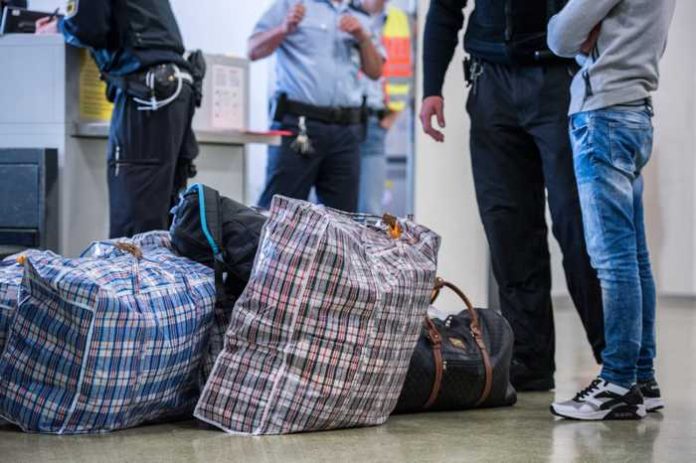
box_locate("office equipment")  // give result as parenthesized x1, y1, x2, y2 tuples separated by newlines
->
(0, 148, 59, 259)
(0, 7, 59, 34)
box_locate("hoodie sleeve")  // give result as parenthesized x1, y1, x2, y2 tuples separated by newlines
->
(422, 0, 467, 98)
(547, 0, 622, 58)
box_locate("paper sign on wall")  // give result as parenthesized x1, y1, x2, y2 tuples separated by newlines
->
(211, 64, 245, 130)
(79, 50, 113, 122)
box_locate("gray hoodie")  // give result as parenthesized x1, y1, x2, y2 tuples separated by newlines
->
(548, 0, 676, 115)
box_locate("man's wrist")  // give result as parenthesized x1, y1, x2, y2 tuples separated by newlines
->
(357, 31, 371, 45)
(277, 24, 290, 38)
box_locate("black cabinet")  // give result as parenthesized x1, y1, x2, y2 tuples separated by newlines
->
(0, 148, 58, 259)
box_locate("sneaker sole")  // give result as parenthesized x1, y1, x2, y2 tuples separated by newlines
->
(550, 404, 647, 421)
(645, 398, 665, 413)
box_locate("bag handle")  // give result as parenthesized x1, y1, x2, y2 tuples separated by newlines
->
(424, 278, 493, 409)
(114, 242, 143, 294)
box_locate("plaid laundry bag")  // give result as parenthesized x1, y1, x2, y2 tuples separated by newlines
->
(195, 196, 441, 435)
(80, 230, 234, 385)
(0, 244, 216, 434)
(81, 230, 173, 258)
(199, 295, 236, 384)
(0, 250, 52, 356)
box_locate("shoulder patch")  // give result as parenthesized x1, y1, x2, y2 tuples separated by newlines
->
(66, 0, 79, 19)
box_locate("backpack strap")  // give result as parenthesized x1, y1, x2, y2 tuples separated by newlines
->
(192, 183, 226, 298)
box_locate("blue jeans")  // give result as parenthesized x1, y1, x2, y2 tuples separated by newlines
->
(570, 107, 657, 388)
(358, 116, 387, 215)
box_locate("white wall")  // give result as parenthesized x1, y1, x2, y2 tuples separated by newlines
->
(647, 0, 696, 297)
(30, 0, 274, 204)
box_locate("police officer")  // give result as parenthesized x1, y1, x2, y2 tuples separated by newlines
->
(420, 0, 605, 391)
(36, 0, 204, 239)
(250, 0, 386, 213)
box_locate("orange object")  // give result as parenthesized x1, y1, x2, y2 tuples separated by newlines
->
(383, 213, 403, 239)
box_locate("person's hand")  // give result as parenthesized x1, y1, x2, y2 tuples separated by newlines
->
(581, 24, 601, 55)
(35, 17, 59, 34)
(282, 2, 306, 35)
(339, 15, 369, 43)
(420, 96, 446, 143)
(379, 110, 400, 131)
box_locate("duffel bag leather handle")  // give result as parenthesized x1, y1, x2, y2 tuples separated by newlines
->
(425, 278, 493, 409)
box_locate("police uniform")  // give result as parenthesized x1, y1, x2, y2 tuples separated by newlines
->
(423, 0, 605, 389)
(60, 0, 203, 239)
(254, 0, 386, 213)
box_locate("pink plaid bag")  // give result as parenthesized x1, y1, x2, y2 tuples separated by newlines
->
(195, 196, 440, 435)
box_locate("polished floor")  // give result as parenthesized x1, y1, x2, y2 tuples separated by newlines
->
(1, 303, 695, 463)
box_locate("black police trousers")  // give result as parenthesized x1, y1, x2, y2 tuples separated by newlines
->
(107, 83, 198, 239)
(466, 61, 605, 375)
(258, 114, 363, 213)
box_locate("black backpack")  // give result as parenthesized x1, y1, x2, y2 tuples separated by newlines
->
(169, 184, 266, 299)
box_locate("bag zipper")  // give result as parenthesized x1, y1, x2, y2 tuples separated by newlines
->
(115, 145, 121, 177)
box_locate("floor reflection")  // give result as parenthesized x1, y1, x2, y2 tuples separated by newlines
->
(1, 306, 694, 463)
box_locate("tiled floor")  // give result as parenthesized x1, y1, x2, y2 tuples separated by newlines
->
(2, 304, 695, 463)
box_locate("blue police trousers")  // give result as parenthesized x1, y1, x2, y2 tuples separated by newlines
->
(466, 61, 605, 375)
(259, 114, 363, 213)
(107, 84, 198, 239)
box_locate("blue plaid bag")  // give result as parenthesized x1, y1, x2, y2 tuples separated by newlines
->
(0, 244, 216, 434)
(82, 231, 233, 386)
(0, 251, 53, 356)
(81, 230, 172, 258)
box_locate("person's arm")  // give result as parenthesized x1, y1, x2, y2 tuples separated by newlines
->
(420, 0, 466, 143)
(248, 2, 305, 61)
(547, 0, 621, 58)
(422, 0, 466, 99)
(340, 14, 384, 80)
(60, 0, 113, 49)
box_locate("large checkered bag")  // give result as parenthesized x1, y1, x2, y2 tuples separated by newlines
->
(195, 196, 441, 435)
(81, 230, 232, 385)
(0, 251, 52, 357)
(0, 245, 216, 434)
(81, 230, 172, 258)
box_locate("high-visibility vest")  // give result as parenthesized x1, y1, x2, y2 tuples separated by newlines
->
(382, 5, 413, 113)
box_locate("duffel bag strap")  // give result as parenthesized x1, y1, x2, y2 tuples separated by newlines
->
(430, 277, 494, 407)
(423, 318, 444, 409)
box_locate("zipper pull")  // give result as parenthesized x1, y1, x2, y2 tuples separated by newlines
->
(115, 145, 121, 177)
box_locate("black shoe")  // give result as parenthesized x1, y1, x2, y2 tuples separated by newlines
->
(551, 378, 646, 421)
(510, 359, 555, 392)
(639, 379, 665, 412)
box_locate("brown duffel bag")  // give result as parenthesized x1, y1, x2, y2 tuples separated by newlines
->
(393, 278, 517, 413)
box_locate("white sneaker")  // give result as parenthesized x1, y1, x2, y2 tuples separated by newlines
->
(551, 378, 647, 421)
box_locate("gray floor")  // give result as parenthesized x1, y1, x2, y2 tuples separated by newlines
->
(2, 304, 695, 463)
